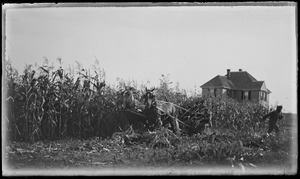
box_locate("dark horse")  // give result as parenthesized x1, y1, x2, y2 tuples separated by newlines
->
(118, 87, 148, 132)
(142, 88, 180, 135)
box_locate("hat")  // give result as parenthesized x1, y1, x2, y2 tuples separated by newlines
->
(276, 105, 283, 110)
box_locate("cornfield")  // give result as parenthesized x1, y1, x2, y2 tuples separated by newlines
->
(4, 59, 122, 142)
(4, 59, 269, 143)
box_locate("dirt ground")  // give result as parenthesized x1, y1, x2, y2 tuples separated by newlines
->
(3, 116, 297, 176)
(3, 137, 297, 175)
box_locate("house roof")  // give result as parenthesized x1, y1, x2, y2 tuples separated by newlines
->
(228, 71, 257, 90)
(201, 70, 271, 93)
(252, 81, 265, 90)
(200, 75, 235, 89)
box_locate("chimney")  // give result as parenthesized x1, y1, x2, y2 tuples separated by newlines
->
(239, 69, 242, 72)
(227, 69, 230, 79)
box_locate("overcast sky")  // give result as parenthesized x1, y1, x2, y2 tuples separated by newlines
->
(4, 4, 297, 113)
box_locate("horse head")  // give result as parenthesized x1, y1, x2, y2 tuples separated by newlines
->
(122, 86, 136, 109)
(143, 87, 156, 109)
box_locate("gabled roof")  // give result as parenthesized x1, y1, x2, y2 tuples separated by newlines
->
(228, 71, 257, 90)
(201, 70, 271, 93)
(252, 81, 265, 90)
(200, 75, 235, 89)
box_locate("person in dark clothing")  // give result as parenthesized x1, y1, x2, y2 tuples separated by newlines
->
(261, 105, 284, 136)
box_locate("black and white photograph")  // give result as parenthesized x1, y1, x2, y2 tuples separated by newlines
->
(2, 2, 297, 175)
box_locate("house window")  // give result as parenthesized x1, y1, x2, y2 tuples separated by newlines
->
(248, 91, 251, 100)
(244, 91, 249, 100)
(260, 91, 267, 101)
(260, 91, 264, 101)
(264, 92, 267, 101)
(209, 88, 214, 94)
(227, 89, 231, 97)
(213, 88, 217, 97)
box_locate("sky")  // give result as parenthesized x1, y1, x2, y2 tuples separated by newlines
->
(3, 4, 297, 113)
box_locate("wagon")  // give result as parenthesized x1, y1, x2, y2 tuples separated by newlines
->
(118, 109, 149, 132)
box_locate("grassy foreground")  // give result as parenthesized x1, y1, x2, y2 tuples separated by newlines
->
(4, 124, 297, 175)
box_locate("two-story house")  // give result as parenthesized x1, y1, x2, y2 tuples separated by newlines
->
(200, 69, 271, 108)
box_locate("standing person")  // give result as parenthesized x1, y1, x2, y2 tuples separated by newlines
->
(261, 105, 284, 136)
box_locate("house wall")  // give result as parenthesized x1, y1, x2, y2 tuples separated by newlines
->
(201, 88, 227, 98)
(236, 90, 269, 108)
(202, 88, 269, 109)
(233, 90, 242, 101)
(216, 88, 222, 97)
(202, 88, 210, 96)
(250, 90, 268, 108)
(221, 88, 227, 98)
(251, 90, 260, 101)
